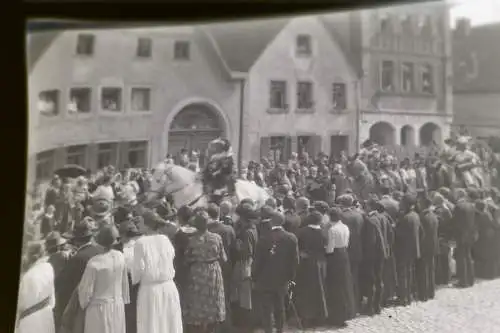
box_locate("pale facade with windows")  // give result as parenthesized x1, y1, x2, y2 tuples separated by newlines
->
(235, 16, 358, 162)
(27, 27, 242, 185)
(352, 3, 453, 148)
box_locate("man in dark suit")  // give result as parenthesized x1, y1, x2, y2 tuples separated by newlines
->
(394, 193, 424, 306)
(375, 202, 397, 306)
(57, 217, 104, 327)
(451, 188, 478, 287)
(379, 186, 400, 222)
(338, 194, 364, 313)
(361, 199, 388, 316)
(252, 212, 299, 333)
(416, 195, 440, 301)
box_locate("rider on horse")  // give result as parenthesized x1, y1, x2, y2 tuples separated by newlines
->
(202, 138, 237, 202)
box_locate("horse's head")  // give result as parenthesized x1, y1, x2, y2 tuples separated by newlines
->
(146, 162, 198, 202)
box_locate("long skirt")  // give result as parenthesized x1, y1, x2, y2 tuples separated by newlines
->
(183, 261, 226, 325)
(325, 248, 356, 324)
(295, 257, 328, 321)
(84, 301, 125, 333)
(137, 280, 183, 333)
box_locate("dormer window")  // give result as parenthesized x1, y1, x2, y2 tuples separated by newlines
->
(296, 34, 312, 57)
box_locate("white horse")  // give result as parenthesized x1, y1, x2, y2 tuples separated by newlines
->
(146, 162, 270, 210)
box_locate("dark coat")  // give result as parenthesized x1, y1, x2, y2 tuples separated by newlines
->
(252, 227, 299, 294)
(341, 207, 364, 263)
(284, 211, 302, 235)
(208, 221, 236, 266)
(452, 199, 478, 245)
(56, 242, 105, 319)
(362, 211, 388, 262)
(394, 211, 424, 264)
(419, 208, 440, 258)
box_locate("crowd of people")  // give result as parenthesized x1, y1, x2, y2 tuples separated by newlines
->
(17, 135, 500, 333)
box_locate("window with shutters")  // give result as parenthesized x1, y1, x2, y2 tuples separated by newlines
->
(101, 87, 122, 112)
(76, 34, 95, 56)
(296, 34, 312, 57)
(380, 13, 392, 34)
(400, 14, 413, 34)
(38, 90, 60, 116)
(401, 62, 415, 92)
(174, 41, 190, 60)
(421, 64, 434, 94)
(269, 81, 287, 109)
(270, 136, 290, 163)
(131, 87, 151, 112)
(380, 60, 395, 91)
(66, 145, 87, 166)
(332, 83, 347, 110)
(68, 88, 91, 114)
(137, 37, 152, 58)
(297, 81, 313, 110)
(97, 143, 116, 169)
(36, 150, 55, 180)
(127, 141, 148, 168)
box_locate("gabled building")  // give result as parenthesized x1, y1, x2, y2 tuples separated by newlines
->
(452, 19, 500, 139)
(206, 15, 360, 163)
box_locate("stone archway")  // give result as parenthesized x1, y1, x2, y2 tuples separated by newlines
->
(400, 125, 415, 147)
(369, 121, 396, 146)
(420, 122, 442, 146)
(167, 103, 227, 167)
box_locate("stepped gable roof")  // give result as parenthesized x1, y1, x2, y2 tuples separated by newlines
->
(453, 22, 500, 94)
(203, 17, 289, 73)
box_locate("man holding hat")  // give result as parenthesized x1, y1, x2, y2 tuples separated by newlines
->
(252, 211, 299, 333)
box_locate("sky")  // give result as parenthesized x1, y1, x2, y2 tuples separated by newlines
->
(449, 0, 500, 27)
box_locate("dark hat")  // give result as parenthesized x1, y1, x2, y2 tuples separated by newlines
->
(236, 203, 259, 220)
(337, 194, 354, 207)
(240, 198, 255, 207)
(65, 217, 97, 239)
(96, 225, 119, 248)
(282, 196, 296, 211)
(314, 201, 329, 214)
(308, 211, 323, 225)
(270, 212, 285, 227)
(329, 206, 342, 222)
(45, 231, 67, 250)
(260, 205, 275, 221)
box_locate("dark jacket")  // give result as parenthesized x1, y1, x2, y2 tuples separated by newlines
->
(208, 221, 236, 266)
(394, 210, 424, 263)
(284, 211, 302, 235)
(341, 207, 364, 263)
(252, 227, 299, 293)
(56, 242, 104, 317)
(419, 208, 440, 257)
(379, 195, 400, 222)
(452, 199, 478, 245)
(362, 211, 388, 262)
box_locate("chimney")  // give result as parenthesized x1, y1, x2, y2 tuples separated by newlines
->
(454, 18, 471, 38)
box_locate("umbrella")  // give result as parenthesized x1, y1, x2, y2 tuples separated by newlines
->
(54, 164, 87, 178)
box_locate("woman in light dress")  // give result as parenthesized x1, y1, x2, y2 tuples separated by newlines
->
(16, 243, 55, 333)
(78, 225, 130, 333)
(132, 211, 183, 333)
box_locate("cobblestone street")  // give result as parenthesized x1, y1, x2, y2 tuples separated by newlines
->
(287, 279, 500, 333)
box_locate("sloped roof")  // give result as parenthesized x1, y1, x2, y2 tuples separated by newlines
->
(453, 22, 500, 93)
(203, 18, 289, 73)
(26, 31, 61, 72)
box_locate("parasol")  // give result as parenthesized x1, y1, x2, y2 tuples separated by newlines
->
(54, 164, 87, 178)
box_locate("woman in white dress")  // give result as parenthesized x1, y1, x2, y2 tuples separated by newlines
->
(78, 225, 130, 333)
(132, 210, 183, 333)
(16, 243, 55, 333)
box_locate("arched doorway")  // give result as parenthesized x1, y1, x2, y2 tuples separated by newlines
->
(419, 122, 442, 146)
(369, 121, 396, 146)
(400, 125, 415, 146)
(168, 103, 226, 167)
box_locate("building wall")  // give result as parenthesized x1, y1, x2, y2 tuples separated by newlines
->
(28, 28, 241, 183)
(357, 3, 453, 146)
(243, 16, 358, 162)
(453, 92, 500, 137)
